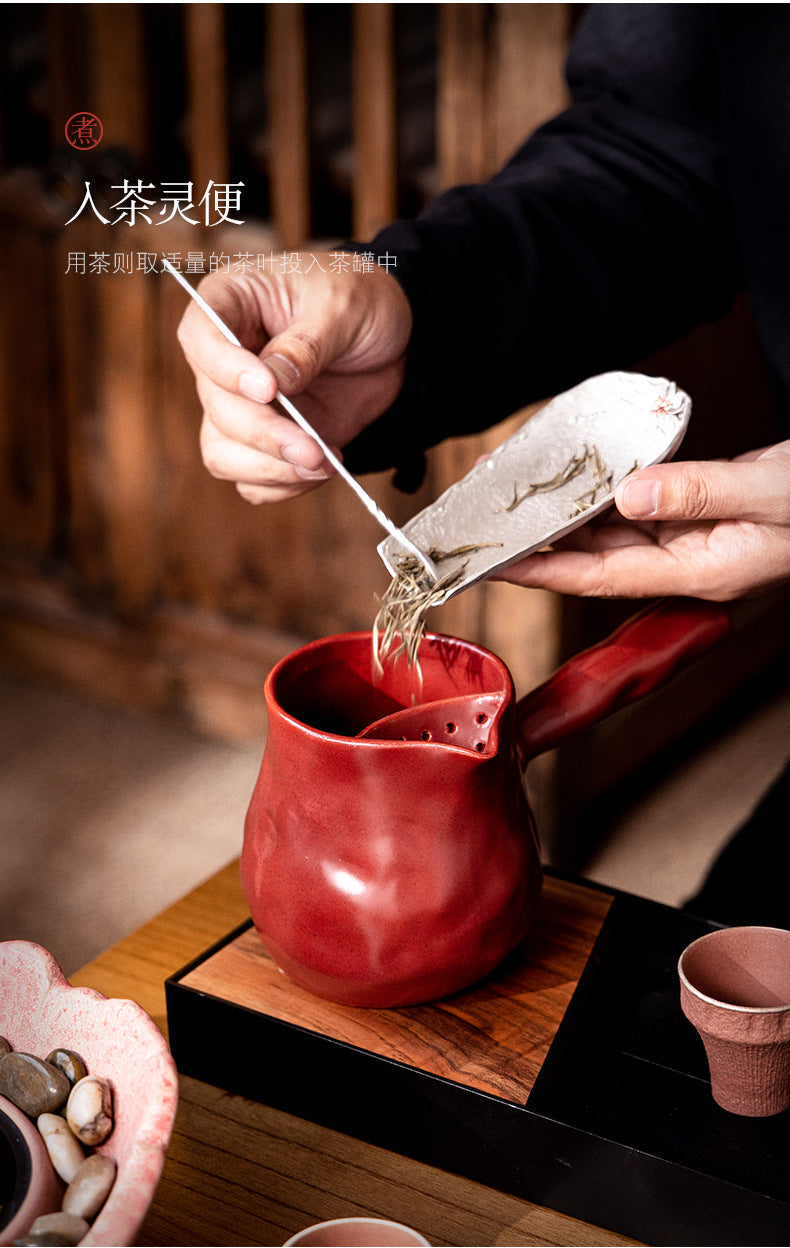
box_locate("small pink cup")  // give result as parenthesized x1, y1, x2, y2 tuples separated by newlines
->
(283, 1218, 430, 1246)
(679, 926, 790, 1116)
(0, 1094, 63, 1247)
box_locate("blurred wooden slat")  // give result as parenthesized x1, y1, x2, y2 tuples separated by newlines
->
(47, 6, 90, 150)
(437, 3, 488, 186)
(185, 3, 230, 191)
(352, 3, 397, 239)
(87, 4, 148, 158)
(430, 3, 490, 645)
(266, 3, 311, 247)
(0, 215, 57, 554)
(490, 3, 571, 165)
(80, 8, 157, 611)
(51, 222, 97, 592)
(45, 10, 101, 591)
(96, 263, 161, 611)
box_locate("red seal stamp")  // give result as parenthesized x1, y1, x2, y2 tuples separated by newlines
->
(65, 112, 103, 150)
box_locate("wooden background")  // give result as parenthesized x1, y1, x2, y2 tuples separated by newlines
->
(0, 4, 785, 860)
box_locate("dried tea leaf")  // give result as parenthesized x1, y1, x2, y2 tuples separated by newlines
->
(571, 445, 613, 516)
(373, 543, 502, 681)
(495, 442, 625, 519)
(496, 447, 590, 513)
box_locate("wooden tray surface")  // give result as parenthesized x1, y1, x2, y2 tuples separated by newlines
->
(176, 874, 611, 1104)
(167, 874, 790, 1245)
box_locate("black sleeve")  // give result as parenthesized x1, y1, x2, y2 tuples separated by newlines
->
(343, 3, 743, 486)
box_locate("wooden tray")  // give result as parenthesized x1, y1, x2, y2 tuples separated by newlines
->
(166, 874, 790, 1246)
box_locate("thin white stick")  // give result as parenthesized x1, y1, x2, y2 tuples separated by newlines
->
(162, 258, 437, 582)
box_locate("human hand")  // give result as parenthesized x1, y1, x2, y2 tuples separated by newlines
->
(176, 255, 413, 502)
(496, 441, 790, 601)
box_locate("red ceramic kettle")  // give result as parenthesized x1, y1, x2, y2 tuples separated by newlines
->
(241, 599, 730, 1008)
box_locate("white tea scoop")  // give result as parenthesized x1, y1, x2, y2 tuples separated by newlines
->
(378, 371, 691, 603)
(162, 258, 439, 583)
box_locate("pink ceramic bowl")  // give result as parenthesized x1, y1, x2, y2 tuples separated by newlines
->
(0, 941, 178, 1246)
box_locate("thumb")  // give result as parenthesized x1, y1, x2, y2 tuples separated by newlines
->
(259, 309, 343, 396)
(615, 443, 790, 525)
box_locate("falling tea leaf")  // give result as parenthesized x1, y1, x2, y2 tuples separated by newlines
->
(372, 543, 502, 681)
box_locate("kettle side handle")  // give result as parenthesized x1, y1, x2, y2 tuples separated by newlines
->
(514, 598, 732, 766)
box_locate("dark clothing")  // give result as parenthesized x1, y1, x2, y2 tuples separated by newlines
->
(345, 3, 790, 487)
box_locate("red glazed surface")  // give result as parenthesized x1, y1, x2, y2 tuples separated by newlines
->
(243, 632, 542, 1007)
(243, 602, 730, 1008)
(679, 926, 790, 1116)
(0, 941, 178, 1245)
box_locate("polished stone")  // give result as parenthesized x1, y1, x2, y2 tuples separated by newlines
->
(62, 1153, 117, 1221)
(0, 1052, 69, 1117)
(44, 1050, 87, 1088)
(36, 1111, 85, 1184)
(65, 1076, 113, 1146)
(13, 1211, 90, 1246)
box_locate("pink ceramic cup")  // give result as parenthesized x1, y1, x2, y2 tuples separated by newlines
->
(679, 926, 790, 1116)
(283, 1217, 430, 1246)
(0, 1094, 63, 1247)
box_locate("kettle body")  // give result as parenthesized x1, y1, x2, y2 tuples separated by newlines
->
(242, 631, 542, 1007)
(242, 601, 731, 1007)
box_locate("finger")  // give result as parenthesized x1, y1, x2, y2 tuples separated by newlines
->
(234, 477, 328, 504)
(549, 515, 659, 552)
(235, 482, 294, 505)
(257, 306, 356, 396)
(180, 277, 357, 466)
(177, 275, 280, 403)
(497, 548, 675, 599)
(197, 375, 332, 475)
(734, 439, 790, 463)
(497, 520, 790, 601)
(200, 419, 332, 490)
(235, 478, 326, 505)
(615, 444, 790, 526)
